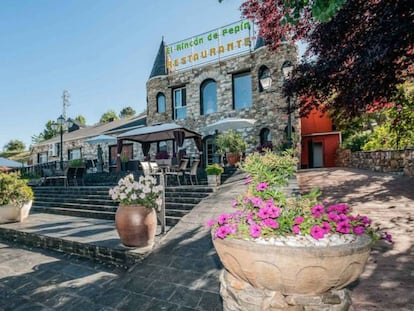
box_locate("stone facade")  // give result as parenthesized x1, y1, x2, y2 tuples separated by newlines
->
(220, 270, 353, 311)
(146, 44, 298, 162)
(336, 148, 414, 176)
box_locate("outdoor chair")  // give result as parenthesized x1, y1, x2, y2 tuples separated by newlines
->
(66, 167, 77, 186)
(165, 158, 189, 186)
(184, 159, 200, 185)
(140, 161, 162, 176)
(73, 167, 85, 186)
(42, 168, 68, 187)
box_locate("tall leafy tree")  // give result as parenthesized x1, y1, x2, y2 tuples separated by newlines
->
(119, 106, 136, 119)
(32, 120, 59, 144)
(241, 0, 414, 116)
(75, 115, 86, 125)
(3, 140, 25, 151)
(99, 110, 119, 124)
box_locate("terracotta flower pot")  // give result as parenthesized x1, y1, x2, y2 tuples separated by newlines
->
(213, 234, 371, 295)
(115, 204, 157, 248)
(226, 152, 241, 166)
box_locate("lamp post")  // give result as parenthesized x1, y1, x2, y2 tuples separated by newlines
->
(282, 61, 294, 149)
(51, 115, 73, 170)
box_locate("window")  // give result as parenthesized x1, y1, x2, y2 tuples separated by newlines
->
(200, 79, 217, 115)
(68, 148, 81, 160)
(157, 141, 167, 152)
(233, 72, 252, 110)
(38, 152, 48, 164)
(173, 87, 186, 120)
(157, 92, 166, 113)
(260, 128, 272, 145)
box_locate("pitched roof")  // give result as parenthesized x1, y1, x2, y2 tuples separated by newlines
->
(149, 40, 167, 78)
(34, 115, 147, 147)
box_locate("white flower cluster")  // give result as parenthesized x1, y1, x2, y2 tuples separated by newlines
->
(109, 174, 163, 209)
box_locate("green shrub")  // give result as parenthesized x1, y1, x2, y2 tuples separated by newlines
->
(0, 172, 34, 207)
(216, 130, 247, 154)
(70, 159, 84, 167)
(342, 132, 370, 152)
(205, 164, 224, 175)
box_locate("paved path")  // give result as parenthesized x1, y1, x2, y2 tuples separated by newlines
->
(0, 168, 413, 310)
(298, 168, 414, 311)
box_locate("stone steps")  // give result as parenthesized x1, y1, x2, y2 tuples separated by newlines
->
(32, 184, 215, 227)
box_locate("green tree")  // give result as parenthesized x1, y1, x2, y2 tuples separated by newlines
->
(242, 0, 413, 117)
(3, 139, 25, 151)
(32, 120, 59, 144)
(75, 115, 86, 125)
(99, 110, 119, 124)
(119, 106, 136, 119)
(363, 82, 414, 150)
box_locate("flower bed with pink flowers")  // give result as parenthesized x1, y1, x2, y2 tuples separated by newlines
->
(207, 150, 393, 245)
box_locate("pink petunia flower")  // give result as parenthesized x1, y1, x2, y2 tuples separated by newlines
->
(336, 220, 351, 234)
(310, 225, 325, 240)
(244, 176, 252, 185)
(250, 197, 263, 207)
(321, 222, 331, 234)
(217, 214, 229, 225)
(249, 224, 261, 238)
(265, 199, 275, 209)
(231, 200, 238, 208)
(382, 232, 393, 243)
(353, 226, 365, 235)
(294, 216, 304, 224)
(257, 206, 271, 219)
(262, 218, 279, 229)
(292, 225, 301, 234)
(328, 212, 340, 222)
(311, 204, 325, 218)
(206, 219, 216, 227)
(215, 225, 232, 239)
(269, 206, 281, 218)
(256, 182, 268, 191)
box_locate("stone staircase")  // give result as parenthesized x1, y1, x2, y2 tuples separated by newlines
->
(31, 185, 215, 227)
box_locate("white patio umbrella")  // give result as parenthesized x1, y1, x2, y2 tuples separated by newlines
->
(204, 118, 256, 132)
(84, 134, 117, 145)
(0, 157, 23, 171)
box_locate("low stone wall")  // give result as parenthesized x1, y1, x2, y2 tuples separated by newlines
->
(336, 148, 414, 176)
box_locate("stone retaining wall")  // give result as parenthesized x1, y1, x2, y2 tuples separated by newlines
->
(336, 148, 414, 176)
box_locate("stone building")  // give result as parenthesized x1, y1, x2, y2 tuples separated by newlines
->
(30, 115, 146, 171)
(146, 20, 299, 166)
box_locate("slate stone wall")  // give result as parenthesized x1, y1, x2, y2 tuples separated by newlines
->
(146, 44, 299, 157)
(336, 148, 414, 176)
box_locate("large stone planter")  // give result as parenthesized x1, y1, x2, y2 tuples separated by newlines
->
(115, 204, 157, 248)
(0, 201, 32, 224)
(213, 234, 371, 296)
(207, 174, 221, 187)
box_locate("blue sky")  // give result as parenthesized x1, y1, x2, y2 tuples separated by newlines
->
(0, 0, 246, 150)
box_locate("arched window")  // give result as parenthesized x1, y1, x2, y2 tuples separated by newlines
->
(260, 128, 272, 145)
(200, 79, 217, 115)
(157, 92, 166, 113)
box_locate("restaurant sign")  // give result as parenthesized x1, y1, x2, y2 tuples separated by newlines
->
(166, 20, 256, 72)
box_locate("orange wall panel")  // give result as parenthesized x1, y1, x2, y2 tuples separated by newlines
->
(301, 109, 333, 134)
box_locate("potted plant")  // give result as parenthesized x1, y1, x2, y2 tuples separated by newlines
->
(155, 151, 171, 167)
(0, 172, 34, 223)
(207, 150, 392, 309)
(109, 174, 163, 248)
(215, 129, 247, 166)
(120, 154, 129, 171)
(205, 164, 224, 187)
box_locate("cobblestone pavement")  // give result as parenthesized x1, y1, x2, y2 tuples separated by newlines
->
(0, 173, 245, 311)
(0, 168, 413, 310)
(298, 168, 414, 311)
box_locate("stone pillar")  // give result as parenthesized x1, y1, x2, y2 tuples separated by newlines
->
(220, 270, 353, 311)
